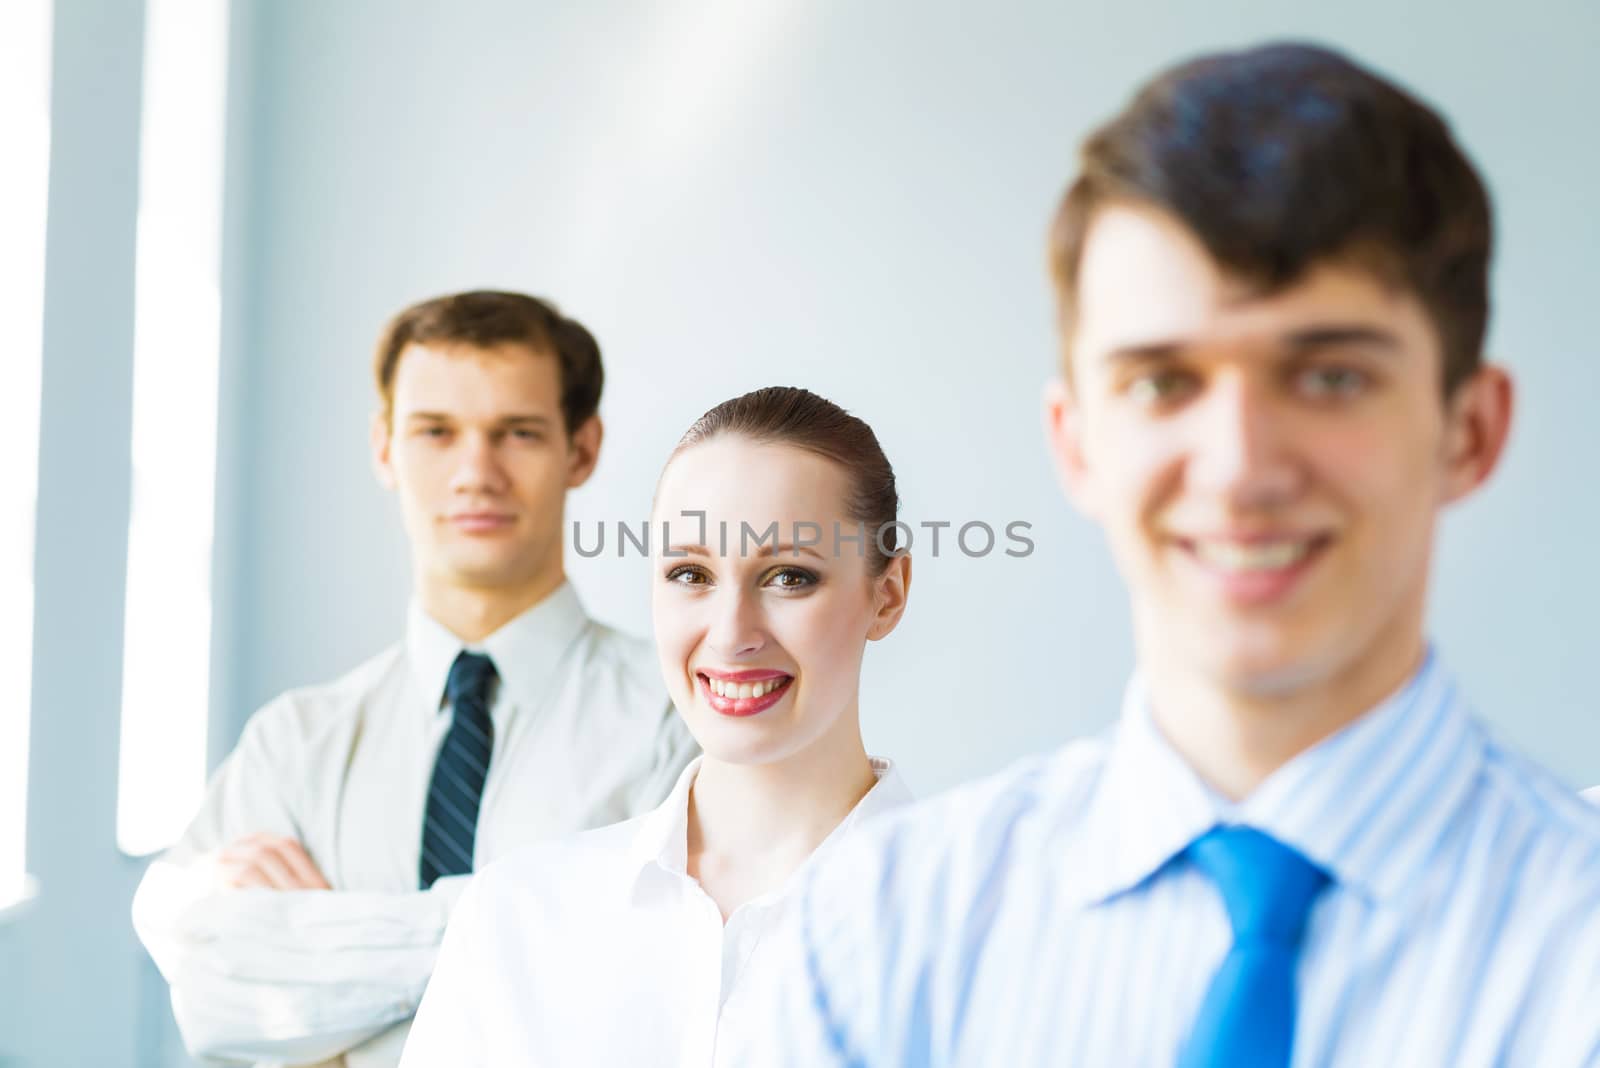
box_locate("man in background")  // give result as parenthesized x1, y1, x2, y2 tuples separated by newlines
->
(133, 290, 696, 1066)
(755, 43, 1600, 1066)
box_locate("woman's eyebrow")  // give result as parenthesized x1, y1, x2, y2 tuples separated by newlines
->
(754, 543, 826, 561)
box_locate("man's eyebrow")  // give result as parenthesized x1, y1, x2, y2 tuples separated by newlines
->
(402, 412, 557, 424)
(1100, 325, 1403, 365)
(1102, 341, 1186, 365)
(1282, 325, 1402, 353)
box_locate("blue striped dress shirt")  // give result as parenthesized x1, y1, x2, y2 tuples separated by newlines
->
(761, 651, 1600, 1067)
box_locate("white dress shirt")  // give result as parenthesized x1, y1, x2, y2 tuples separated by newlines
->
(398, 754, 913, 1068)
(759, 650, 1600, 1066)
(132, 582, 697, 1068)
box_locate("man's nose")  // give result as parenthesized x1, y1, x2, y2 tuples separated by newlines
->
(450, 430, 511, 495)
(1184, 373, 1306, 512)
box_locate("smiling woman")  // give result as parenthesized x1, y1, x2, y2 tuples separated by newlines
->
(399, 386, 915, 1067)
(652, 427, 902, 769)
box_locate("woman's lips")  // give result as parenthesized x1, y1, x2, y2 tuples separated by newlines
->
(700, 668, 791, 683)
(696, 672, 793, 718)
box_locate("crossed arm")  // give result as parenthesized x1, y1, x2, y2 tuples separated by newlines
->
(213, 833, 330, 891)
(131, 703, 464, 1066)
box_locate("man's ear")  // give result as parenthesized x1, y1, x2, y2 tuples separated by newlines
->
(566, 414, 603, 489)
(1043, 376, 1099, 520)
(370, 410, 397, 490)
(866, 552, 912, 642)
(1439, 363, 1514, 506)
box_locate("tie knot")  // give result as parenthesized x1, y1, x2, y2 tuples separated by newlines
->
(445, 651, 497, 708)
(1188, 825, 1329, 947)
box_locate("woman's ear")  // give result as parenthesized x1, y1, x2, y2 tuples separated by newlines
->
(867, 552, 912, 641)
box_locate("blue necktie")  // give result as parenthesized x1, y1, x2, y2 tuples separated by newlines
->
(419, 651, 498, 889)
(1177, 826, 1331, 1068)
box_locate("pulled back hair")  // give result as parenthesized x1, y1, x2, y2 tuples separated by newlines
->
(1049, 42, 1493, 395)
(669, 387, 901, 575)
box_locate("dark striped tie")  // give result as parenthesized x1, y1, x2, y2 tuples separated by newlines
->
(419, 651, 498, 889)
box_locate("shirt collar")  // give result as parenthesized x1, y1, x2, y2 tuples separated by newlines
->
(1072, 647, 1485, 910)
(405, 581, 590, 715)
(626, 755, 912, 900)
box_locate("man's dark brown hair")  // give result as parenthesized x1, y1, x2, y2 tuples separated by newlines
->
(1049, 42, 1493, 395)
(374, 290, 604, 433)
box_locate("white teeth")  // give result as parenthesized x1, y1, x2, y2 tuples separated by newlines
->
(1193, 539, 1311, 572)
(704, 676, 788, 700)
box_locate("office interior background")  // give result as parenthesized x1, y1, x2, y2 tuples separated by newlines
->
(1, 0, 1596, 1064)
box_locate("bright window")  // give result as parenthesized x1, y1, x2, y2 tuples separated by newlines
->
(116, 0, 230, 857)
(0, 0, 54, 905)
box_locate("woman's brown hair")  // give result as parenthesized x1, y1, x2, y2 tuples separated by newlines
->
(669, 386, 901, 574)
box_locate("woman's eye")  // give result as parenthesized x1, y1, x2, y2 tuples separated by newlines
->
(665, 565, 709, 586)
(1298, 365, 1370, 398)
(765, 567, 817, 590)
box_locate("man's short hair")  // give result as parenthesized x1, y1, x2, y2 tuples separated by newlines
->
(374, 290, 604, 433)
(1049, 42, 1493, 395)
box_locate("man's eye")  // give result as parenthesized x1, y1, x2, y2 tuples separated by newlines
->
(765, 568, 817, 590)
(1128, 369, 1198, 404)
(418, 426, 450, 439)
(511, 428, 544, 442)
(1298, 366, 1370, 398)
(665, 565, 709, 586)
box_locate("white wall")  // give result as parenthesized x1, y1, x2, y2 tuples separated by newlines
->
(219, 0, 1600, 798)
(6, 2, 150, 1064)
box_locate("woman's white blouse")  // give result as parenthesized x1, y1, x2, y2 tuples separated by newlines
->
(399, 755, 912, 1067)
